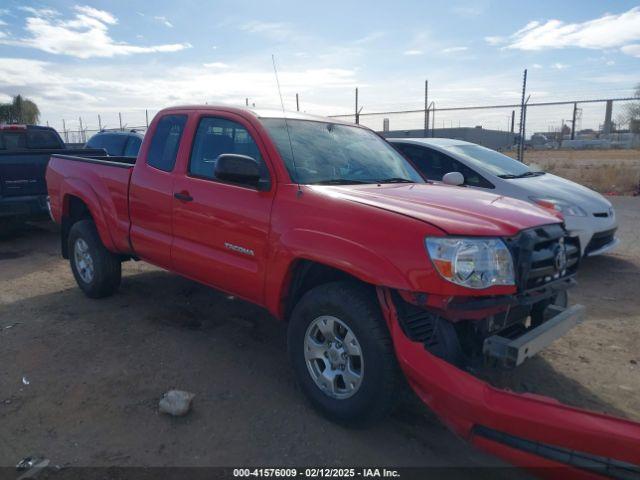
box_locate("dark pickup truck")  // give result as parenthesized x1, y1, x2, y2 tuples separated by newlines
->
(0, 124, 105, 228)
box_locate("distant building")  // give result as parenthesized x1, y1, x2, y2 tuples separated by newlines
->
(380, 126, 517, 151)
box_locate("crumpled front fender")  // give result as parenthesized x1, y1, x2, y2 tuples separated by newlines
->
(377, 287, 640, 479)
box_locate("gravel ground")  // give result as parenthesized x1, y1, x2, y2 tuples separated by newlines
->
(0, 196, 638, 473)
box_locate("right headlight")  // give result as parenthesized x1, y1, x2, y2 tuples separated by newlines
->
(425, 237, 515, 289)
(530, 197, 587, 217)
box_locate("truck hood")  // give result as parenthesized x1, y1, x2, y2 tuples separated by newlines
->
(316, 183, 561, 236)
(504, 173, 612, 214)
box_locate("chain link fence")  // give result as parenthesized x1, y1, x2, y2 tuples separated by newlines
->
(54, 98, 639, 149)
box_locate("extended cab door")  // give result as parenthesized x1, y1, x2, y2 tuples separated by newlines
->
(170, 113, 275, 305)
(129, 114, 188, 269)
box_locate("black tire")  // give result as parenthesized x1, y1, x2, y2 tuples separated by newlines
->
(287, 281, 400, 426)
(68, 219, 121, 298)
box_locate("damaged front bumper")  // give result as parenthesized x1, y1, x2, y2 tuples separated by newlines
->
(377, 287, 640, 479)
(484, 304, 585, 368)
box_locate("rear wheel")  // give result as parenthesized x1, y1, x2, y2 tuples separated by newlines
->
(68, 219, 121, 298)
(288, 281, 400, 426)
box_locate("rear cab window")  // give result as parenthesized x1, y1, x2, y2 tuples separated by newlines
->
(0, 132, 27, 149)
(147, 115, 187, 171)
(26, 129, 63, 149)
(0, 128, 63, 150)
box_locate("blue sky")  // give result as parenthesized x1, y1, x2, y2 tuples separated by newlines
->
(0, 0, 639, 133)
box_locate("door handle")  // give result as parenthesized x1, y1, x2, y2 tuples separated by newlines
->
(174, 192, 193, 202)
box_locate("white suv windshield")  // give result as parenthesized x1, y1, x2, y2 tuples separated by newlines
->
(444, 144, 543, 178)
(262, 118, 424, 185)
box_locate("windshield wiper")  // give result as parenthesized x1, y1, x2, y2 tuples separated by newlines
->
(498, 171, 545, 179)
(375, 177, 415, 184)
(311, 179, 370, 185)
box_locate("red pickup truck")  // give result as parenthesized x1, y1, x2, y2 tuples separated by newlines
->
(46, 106, 639, 476)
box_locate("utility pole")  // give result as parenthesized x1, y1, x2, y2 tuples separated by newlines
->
(296, 93, 300, 112)
(570, 102, 577, 140)
(145, 109, 149, 128)
(355, 87, 359, 124)
(424, 80, 429, 137)
(245, 98, 249, 107)
(79, 117, 84, 143)
(517, 69, 528, 162)
(119, 112, 123, 131)
(98, 114, 102, 131)
(510, 110, 515, 134)
(62, 119, 68, 143)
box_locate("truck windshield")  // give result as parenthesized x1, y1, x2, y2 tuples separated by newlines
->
(261, 118, 424, 185)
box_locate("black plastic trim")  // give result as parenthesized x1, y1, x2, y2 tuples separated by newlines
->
(473, 425, 640, 480)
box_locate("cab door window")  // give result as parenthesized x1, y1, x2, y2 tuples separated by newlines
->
(188, 117, 268, 183)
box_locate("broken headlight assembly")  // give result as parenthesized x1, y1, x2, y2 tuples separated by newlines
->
(425, 237, 515, 289)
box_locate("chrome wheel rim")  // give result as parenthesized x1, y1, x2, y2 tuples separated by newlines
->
(74, 238, 94, 284)
(304, 315, 364, 399)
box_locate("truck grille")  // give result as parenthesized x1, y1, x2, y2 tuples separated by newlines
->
(505, 224, 580, 292)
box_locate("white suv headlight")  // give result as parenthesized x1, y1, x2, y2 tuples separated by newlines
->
(425, 237, 515, 289)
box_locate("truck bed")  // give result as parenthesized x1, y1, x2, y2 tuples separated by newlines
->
(0, 148, 108, 220)
(46, 154, 136, 254)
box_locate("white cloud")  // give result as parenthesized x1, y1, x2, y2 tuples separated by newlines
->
(403, 49, 423, 56)
(500, 7, 640, 57)
(442, 46, 468, 53)
(621, 44, 640, 57)
(75, 5, 116, 25)
(18, 6, 60, 18)
(532, 63, 543, 69)
(240, 21, 294, 41)
(552, 62, 569, 70)
(484, 36, 505, 46)
(154, 16, 173, 28)
(1, 5, 190, 58)
(353, 31, 385, 45)
(203, 62, 230, 68)
(0, 57, 359, 128)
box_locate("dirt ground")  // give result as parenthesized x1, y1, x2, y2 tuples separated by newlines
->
(0, 197, 639, 473)
(507, 149, 640, 194)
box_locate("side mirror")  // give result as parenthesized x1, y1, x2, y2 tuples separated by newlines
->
(442, 171, 465, 186)
(214, 154, 269, 190)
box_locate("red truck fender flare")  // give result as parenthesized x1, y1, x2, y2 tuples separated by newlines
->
(265, 228, 413, 319)
(61, 177, 118, 252)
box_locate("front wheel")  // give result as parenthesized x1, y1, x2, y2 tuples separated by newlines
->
(68, 219, 121, 298)
(287, 281, 400, 426)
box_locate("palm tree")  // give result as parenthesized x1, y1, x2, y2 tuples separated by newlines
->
(0, 95, 41, 124)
